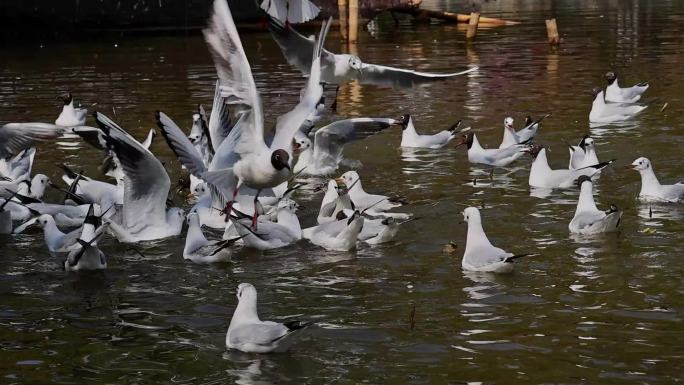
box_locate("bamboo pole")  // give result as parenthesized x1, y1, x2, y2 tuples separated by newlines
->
(348, 0, 359, 44)
(395, 8, 520, 26)
(337, 0, 348, 41)
(466, 12, 480, 41)
(545, 18, 560, 44)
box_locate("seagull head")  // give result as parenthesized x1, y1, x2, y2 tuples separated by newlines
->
(36, 214, 53, 229)
(58, 92, 73, 106)
(462, 207, 481, 224)
(186, 211, 200, 226)
(576, 175, 592, 189)
(579, 135, 594, 151)
(187, 182, 207, 203)
(293, 137, 311, 153)
(236, 283, 257, 302)
(504, 117, 514, 130)
(347, 210, 361, 225)
(524, 116, 533, 127)
(348, 55, 363, 72)
(188, 113, 203, 143)
(270, 149, 291, 172)
(455, 132, 474, 149)
(628, 157, 651, 172)
(605, 71, 617, 85)
(336, 171, 358, 189)
(591, 87, 604, 101)
(396, 114, 411, 129)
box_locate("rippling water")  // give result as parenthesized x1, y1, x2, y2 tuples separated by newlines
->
(1, 0, 684, 383)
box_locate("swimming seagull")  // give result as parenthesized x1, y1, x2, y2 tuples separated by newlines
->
(201, 0, 329, 227)
(589, 89, 646, 123)
(94, 112, 184, 242)
(184, 212, 242, 263)
(55, 92, 87, 127)
(569, 176, 622, 235)
(604, 72, 649, 103)
(31, 214, 83, 254)
(527, 145, 614, 189)
(259, 0, 320, 24)
(302, 210, 365, 251)
(398, 114, 465, 149)
(461, 207, 531, 273)
(456, 132, 528, 167)
(498, 114, 549, 149)
(628, 157, 684, 202)
(229, 199, 302, 250)
(565, 135, 600, 170)
(226, 283, 312, 353)
(64, 205, 108, 271)
(267, 17, 478, 88)
(293, 117, 399, 175)
(336, 171, 407, 215)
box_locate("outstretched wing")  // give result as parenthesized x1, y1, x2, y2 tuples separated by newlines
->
(267, 16, 336, 76)
(156, 111, 208, 177)
(313, 118, 396, 168)
(356, 63, 478, 88)
(208, 80, 233, 152)
(95, 112, 169, 229)
(0, 123, 68, 158)
(204, 0, 264, 153)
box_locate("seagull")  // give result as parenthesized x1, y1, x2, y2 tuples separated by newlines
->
(589, 89, 646, 123)
(230, 199, 302, 250)
(60, 164, 123, 208)
(55, 92, 87, 127)
(604, 72, 649, 103)
(259, 0, 320, 24)
(226, 283, 311, 353)
(0, 174, 50, 200)
(566, 135, 600, 170)
(64, 205, 108, 271)
(527, 145, 614, 189)
(461, 207, 530, 273)
(267, 17, 478, 88)
(628, 157, 684, 202)
(498, 114, 548, 149)
(184, 212, 242, 263)
(569, 176, 622, 235)
(456, 132, 528, 167)
(31, 214, 82, 254)
(336, 171, 407, 215)
(293, 117, 398, 175)
(200, 0, 329, 227)
(302, 210, 364, 251)
(94, 112, 184, 242)
(0, 148, 35, 182)
(398, 114, 464, 149)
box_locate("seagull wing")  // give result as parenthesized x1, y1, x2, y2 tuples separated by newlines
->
(465, 245, 511, 268)
(204, 0, 264, 155)
(312, 118, 395, 169)
(267, 16, 336, 77)
(229, 322, 289, 346)
(0, 123, 68, 158)
(208, 80, 233, 152)
(271, 18, 331, 154)
(356, 63, 478, 88)
(156, 111, 207, 177)
(95, 112, 170, 229)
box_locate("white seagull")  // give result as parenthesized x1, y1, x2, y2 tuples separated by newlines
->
(569, 176, 622, 235)
(589, 89, 646, 123)
(566, 135, 600, 170)
(628, 157, 684, 202)
(498, 114, 548, 149)
(398, 114, 464, 149)
(226, 283, 311, 353)
(293, 117, 398, 175)
(200, 0, 329, 226)
(55, 92, 87, 127)
(604, 71, 649, 103)
(461, 207, 530, 273)
(94, 112, 184, 242)
(336, 171, 407, 215)
(527, 145, 614, 189)
(268, 17, 478, 88)
(230, 199, 302, 251)
(302, 210, 364, 251)
(64, 206, 108, 271)
(184, 212, 242, 263)
(457, 132, 528, 167)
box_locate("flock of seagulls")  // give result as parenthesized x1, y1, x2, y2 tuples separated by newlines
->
(0, 0, 679, 354)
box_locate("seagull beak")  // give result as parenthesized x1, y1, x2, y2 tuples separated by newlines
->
(625, 164, 637, 170)
(455, 137, 467, 147)
(334, 177, 344, 184)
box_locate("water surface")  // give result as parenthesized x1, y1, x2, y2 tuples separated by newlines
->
(1, 0, 683, 383)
